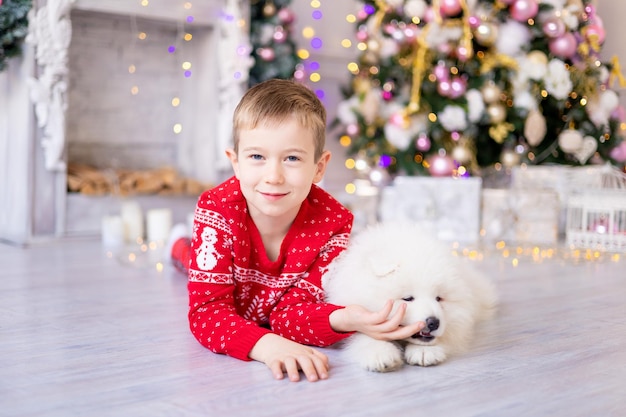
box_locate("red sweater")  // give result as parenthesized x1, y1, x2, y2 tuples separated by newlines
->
(187, 177, 354, 361)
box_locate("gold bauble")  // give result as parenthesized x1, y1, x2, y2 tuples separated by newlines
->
(451, 144, 473, 164)
(500, 150, 521, 168)
(474, 22, 498, 47)
(481, 82, 502, 104)
(527, 50, 548, 66)
(263, 3, 277, 17)
(487, 104, 507, 124)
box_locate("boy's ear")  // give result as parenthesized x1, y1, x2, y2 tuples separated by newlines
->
(313, 150, 331, 183)
(225, 149, 240, 178)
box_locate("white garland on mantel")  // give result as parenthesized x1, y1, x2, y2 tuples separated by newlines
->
(26, 0, 75, 172)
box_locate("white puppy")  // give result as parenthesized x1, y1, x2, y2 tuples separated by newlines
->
(323, 222, 497, 372)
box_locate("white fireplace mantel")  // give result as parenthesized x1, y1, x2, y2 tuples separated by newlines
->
(0, 0, 251, 244)
(72, 0, 222, 26)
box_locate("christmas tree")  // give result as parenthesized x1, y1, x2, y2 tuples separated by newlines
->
(249, 0, 303, 86)
(0, 0, 33, 72)
(334, 0, 626, 178)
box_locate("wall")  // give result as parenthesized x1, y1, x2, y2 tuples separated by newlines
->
(597, 0, 626, 108)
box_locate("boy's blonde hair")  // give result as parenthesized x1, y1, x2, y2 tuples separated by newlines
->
(232, 79, 327, 161)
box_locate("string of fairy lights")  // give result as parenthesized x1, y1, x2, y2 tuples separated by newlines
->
(126, 1, 195, 139)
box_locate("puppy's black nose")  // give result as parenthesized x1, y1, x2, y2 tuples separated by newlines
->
(425, 316, 439, 331)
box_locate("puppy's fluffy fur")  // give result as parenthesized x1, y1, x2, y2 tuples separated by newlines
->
(323, 223, 497, 372)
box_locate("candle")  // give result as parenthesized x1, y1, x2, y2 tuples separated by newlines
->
(146, 208, 173, 243)
(101, 215, 125, 247)
(121, 200, 144, 243)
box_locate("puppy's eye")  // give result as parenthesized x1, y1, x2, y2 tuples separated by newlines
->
(402, 296, 414, 302)
(436, 296, 443, 302)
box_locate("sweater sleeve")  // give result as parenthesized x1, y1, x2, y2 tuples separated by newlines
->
(269, 217, 354, 347)
(187, 190, 270, 361)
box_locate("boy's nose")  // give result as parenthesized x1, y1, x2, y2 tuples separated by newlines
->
(264, 161, 284, 183)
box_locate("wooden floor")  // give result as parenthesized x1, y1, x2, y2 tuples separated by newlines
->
(1, 238, 625, 417)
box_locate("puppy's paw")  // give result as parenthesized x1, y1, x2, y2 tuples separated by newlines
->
(404, 344, 447, 367)
(362, 342, 404, 372)
(348, 336, 404, 372)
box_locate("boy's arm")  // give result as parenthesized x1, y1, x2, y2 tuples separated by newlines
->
(187, 198, 271, 361)
(188, 279, 271, 360)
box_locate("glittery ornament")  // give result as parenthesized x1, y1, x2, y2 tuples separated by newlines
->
(427, 154, 455, 176)
(500, 149, 521, 167)
(549, 33, 578, 59)
(451, 144, 473, 164)
(524, 110, 547, 147)
(481, 82, 501, 104)
(474, 22, 498, 47)
(487, 104, 507, 124)
(542, 16, 566, 39)
(263, 3, 277, 17)
(510, 0, 539, 22)
(440, 0, 462, 17)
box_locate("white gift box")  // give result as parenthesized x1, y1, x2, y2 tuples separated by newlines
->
(511, 165, 610, 234)
(379, 176, 482, 242)
(481, 188, 560, 245)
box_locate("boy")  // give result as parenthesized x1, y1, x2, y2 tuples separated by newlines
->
(172, 79, 423, 382)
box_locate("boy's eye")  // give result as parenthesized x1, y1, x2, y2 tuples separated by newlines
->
(286, 155, 300, 162)
(250, 154, 264, 160)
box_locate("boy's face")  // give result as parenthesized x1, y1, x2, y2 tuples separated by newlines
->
(226, 118, 330, 226)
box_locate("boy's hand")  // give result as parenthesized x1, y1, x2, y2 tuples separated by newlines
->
(329, 300, 425, 341)
(249, 333, 330, 382)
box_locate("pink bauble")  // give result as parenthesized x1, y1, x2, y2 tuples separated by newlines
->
(455, 45, 471, 62)
(549, 32, 577, 59)
(427, 154, 455, 176)
(277, 8, 295, 24)
(416, 134, 431, 152)
(346, 123, 359, 136)
(356, 30, 369, 42)
(273, 28, 287, 43)
(437, 42, 453, 55)
(611, 105, 626, 122)
(585, 24, 606, 45)
(468, 15, 481, 29)
(423, 6, 435, 23)
(510, 0, 539, 22)
(610, 142, 626, 163)
(258, 48, 275, 61)
(433, 63, 449, 81)
(389, 112, 406, 127)
(404, 24, 418, 41)
(449, 77, 467, 99)
(440, 0, 462, 17)
(437, 80, 452, 97)
(542, 16, 566, 39)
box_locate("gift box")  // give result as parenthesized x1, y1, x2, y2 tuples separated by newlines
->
(481, 188, 560, 245)
(378, 176, 482, 242)
(510, 165, 610, 235)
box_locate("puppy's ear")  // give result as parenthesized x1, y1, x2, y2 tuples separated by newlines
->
(370, 260, 398, 278)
